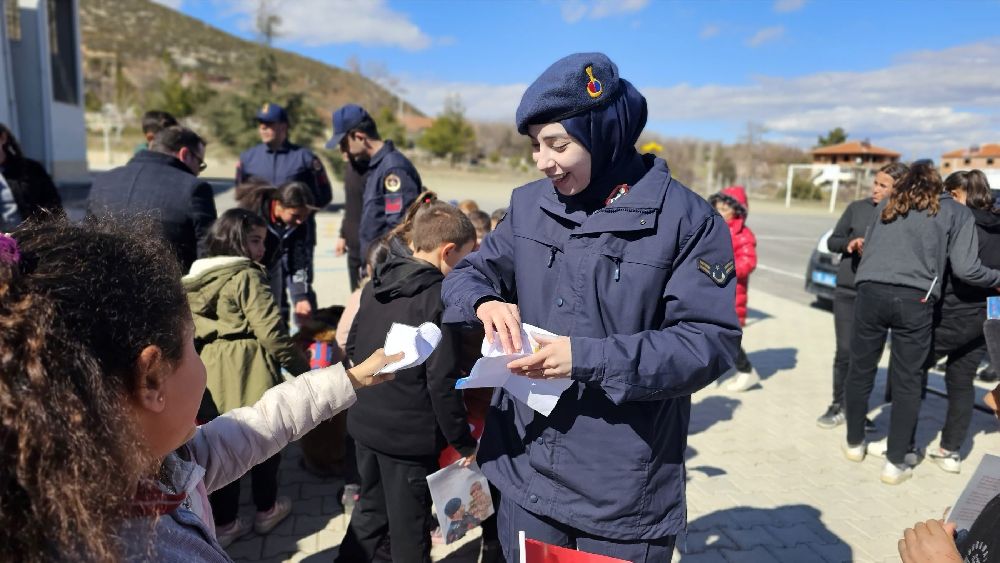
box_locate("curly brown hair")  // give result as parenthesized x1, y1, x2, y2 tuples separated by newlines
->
(881, 161, 942, 223)
(0, 216, 189, 561)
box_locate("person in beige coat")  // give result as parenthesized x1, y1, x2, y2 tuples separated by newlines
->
(183, 209, 313, 545)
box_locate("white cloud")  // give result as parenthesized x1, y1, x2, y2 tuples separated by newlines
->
(221, 0, 432, 51)
(151, 0, 184, 8)
(700, 24, 720, 39)
(639, 40, 1000, 157)
(560, 0, 650, 23)
(747, 25, 785, 47)
(403, 40, 1000, 159)
(774, 0, 805, 13)
(400, 79, 528, 121)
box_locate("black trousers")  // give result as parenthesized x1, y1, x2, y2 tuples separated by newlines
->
(347, 249, 363, 292)
(845, 283, 934, 464)
(929, 307, 988, 452)
(832, 288, 857, 406)
(497, 496, 676, 563)
(209, 452, 282, 525)
(735, 347, 753, 373)
(336, 442, 437, 563)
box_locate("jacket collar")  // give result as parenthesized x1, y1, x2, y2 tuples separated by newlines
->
(130, 149, 195, 177)
(264, 140, 294, 154)
(539, 155, 670, 235)
(368, 140, 396, 168)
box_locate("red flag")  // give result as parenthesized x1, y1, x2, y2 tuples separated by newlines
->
(521, 536, 629, 563)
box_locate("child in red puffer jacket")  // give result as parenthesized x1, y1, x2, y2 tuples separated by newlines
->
(710, 185, 759, 392)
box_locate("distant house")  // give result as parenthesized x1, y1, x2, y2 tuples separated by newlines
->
(400, 114, 434, 136)
(810, 140, 901, 170)
(941, 144, 1000, 171)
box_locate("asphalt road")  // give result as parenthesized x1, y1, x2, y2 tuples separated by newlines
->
(749, 207, 840, 308)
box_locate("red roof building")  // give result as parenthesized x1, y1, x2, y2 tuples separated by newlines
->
(810, 140, 901, 170)
(941, 144, 1000, 171)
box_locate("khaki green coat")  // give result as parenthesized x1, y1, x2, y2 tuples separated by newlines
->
(183, 257, 310, 414)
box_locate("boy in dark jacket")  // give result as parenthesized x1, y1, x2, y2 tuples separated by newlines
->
(337, 203, 478, 563)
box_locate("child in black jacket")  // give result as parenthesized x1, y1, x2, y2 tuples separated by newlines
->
(338, 203, 478, 563)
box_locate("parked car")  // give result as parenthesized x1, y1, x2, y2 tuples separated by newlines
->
(805, 228, 838, 304)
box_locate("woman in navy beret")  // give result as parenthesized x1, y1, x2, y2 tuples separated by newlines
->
(442, 52, 742, 561)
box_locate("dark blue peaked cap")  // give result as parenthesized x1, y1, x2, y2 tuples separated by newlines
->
(515, 52, 621, 134)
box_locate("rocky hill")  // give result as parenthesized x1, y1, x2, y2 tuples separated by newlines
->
(79, 0, 421, 121)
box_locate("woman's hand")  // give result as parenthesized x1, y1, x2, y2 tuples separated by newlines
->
(846, 237, 865, 255)
(294, 299, 313, 324)
(345, 348, 403, 390)
(476, 300, 523, 354)
(459, 452, 477, 468)
(898, 520, 961, 563)
(507, 336, 572, 379)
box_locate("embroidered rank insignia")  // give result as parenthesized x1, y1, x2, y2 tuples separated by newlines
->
(385, 193, 404, 214)
(384, 173, 402, 193)
(585, 65, 603, 99)
(605, 183, 629, 206)
(698, 259, 735, 287)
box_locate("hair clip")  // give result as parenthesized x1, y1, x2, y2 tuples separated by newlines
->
(0, 232, 20, 265)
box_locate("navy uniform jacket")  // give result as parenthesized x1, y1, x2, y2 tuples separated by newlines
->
(87, 150, 217, 272)
(359, 140, 421, 256)
(442, 157, 742, 540)
(237, 141, 332, 208)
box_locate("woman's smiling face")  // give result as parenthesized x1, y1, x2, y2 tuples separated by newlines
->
(528, 122, 592, 196)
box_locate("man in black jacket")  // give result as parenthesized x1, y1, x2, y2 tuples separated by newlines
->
(335, 152, 367, 291)
(339, 203, 477, 563)
(87, 126, 217, 271)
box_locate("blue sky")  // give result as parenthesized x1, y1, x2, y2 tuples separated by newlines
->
(155, 0, 1000, 158)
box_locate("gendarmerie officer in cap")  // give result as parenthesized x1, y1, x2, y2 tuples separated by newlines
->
(238, 102, 332, 210)
(442, 53, 742, 561)
(326, 104, 422, 258)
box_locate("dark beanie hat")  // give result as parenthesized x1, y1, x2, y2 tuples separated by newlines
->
(515, 52, 622, 135)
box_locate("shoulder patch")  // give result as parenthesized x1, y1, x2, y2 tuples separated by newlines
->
(384, 173, 402, 193)
(312, 157, 323, 171)
(698, 259, 735, 287)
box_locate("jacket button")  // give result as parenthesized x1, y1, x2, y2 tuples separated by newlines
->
(529, 494, 538, 503)
(556, 297, 564, 307)
(536, 437, 544, 445)
(640, 219, 646, 225)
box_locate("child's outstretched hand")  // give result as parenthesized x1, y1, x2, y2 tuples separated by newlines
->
(345, 348, 403, 390)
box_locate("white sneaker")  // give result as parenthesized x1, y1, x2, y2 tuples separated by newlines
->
(726, 369, 760, 392)
(880, 460, 913, 485)
(215, 516, 252, 548)
(928, 447, 961, 474)
(866, 439, 922, 466)
(254, 496, 292, 535)
(842, 441, 865, 462)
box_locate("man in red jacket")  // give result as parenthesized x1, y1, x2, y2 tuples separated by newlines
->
(710, 185, 759, 392)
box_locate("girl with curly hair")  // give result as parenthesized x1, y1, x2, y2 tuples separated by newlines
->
(843, 162, 1000, 485)
(0, 217, 398, 561)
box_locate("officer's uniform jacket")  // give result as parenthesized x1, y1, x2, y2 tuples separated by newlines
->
(442, 157, 742, 540)
(237, 140, 332, 208)
(358, 140, 421, 256)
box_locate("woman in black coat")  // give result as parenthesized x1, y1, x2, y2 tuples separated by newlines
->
(0, 123, 62, 229)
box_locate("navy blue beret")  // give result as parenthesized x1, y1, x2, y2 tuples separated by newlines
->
(515, 52, 621, 134)
(444, 497, 463, 516)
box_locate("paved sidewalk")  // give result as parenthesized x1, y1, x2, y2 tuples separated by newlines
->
(219, 207, 1000, 562)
